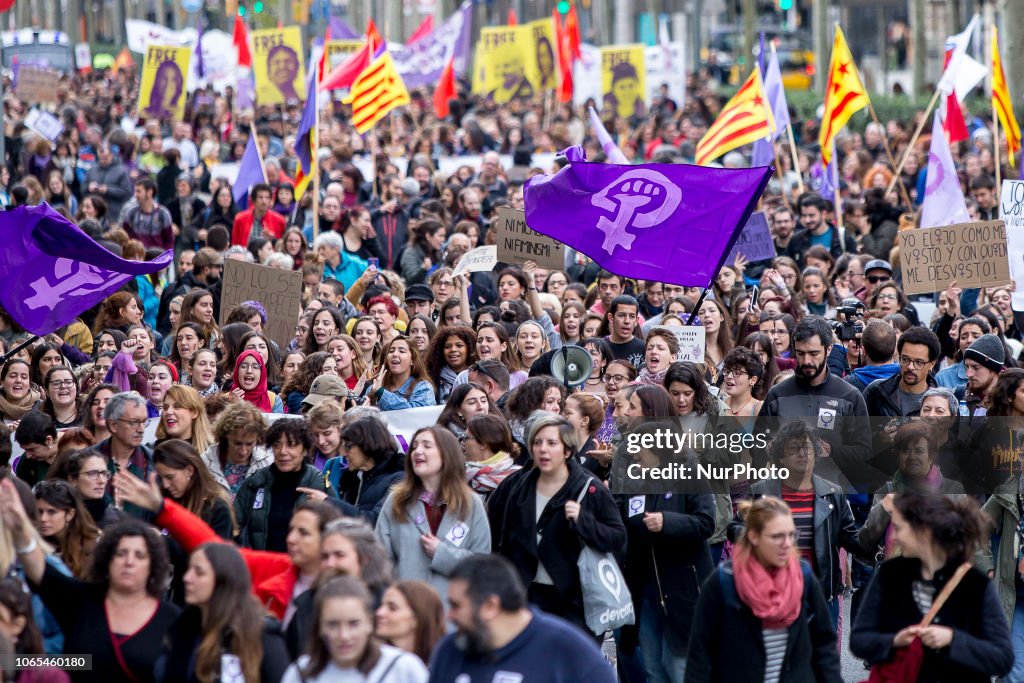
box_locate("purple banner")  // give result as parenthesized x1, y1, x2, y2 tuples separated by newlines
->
(524, 148, 771, 287)
(329, 16, 360, 40)
(391, 0, 472, 88)
(0, 204, 172, 335)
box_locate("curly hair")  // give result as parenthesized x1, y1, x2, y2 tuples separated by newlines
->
(265, 415, 313, 452)
(506, 376, 565, 422)
(425, 326, 477, 399)
(211, 401, 266, 467)
(985, 368, 1024, 417)
(88, 519, 170, 597)
(281, 351, 331, 397)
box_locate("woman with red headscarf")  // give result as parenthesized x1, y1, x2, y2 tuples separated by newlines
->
(231, 350, 284, 413)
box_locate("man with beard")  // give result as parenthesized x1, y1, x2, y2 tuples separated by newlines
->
(960, 334, 1005, 419)
(756, 316, 875, 492)
(863, 326, 940, 418)
(430, 555, 615, 683)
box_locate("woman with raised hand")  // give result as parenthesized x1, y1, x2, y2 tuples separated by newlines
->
(369, 337, 436, 410)
(0, 478, 181, 683)
(376, 426, 491, 602)
(158, 543, 291, 683)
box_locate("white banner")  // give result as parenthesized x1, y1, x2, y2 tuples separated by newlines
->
(126, 19, 195, 54)
(1000, 179, 1024, 311)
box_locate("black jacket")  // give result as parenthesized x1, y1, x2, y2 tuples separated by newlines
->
(757, 372, 879, 492)
(233, 464, 325, 550)
(777, 225, 858, 268)
(850, 557, 1013, 683)
(326, 449, 405, 526)
(862, 371, 937, 418)
(727, 475, 868, 601)
(619, 489, 715, 654)
(488, 458, 627, 622)
(158, 609, 291, 683)
(685, 561, 842, 683)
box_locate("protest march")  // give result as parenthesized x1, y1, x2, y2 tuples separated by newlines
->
(3, 2, 1024, 682)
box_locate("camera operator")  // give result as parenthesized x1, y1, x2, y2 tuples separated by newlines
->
(845, 320, 899, 393)
(826, 298, 867, 377)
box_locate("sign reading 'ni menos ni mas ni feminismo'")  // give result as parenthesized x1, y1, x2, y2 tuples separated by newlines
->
(495, 207, 566, 270)
(898, 220, 1011, 295)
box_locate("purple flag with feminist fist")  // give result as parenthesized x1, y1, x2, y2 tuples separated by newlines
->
(524, 147, 772, 287)
(0, 204, 172, 335)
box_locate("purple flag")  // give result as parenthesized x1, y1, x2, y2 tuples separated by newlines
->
(391, 0, 472, 88)
(233, 133, 266, 208)
(195, 16, 206, 78)
(329, 16, 360, 39)
(524, 148, 772, 287)
(921, 112, 970, 228)
(235, 74, 256, 110)
(0, 204, 172, 335)
(588, 106, 629, 164)
(752, 47, 790, 167)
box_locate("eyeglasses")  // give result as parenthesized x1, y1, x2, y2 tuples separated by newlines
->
(899, 356, 930, 369)
(116, 418, 148, 430)
(867, 275, 890, 284)
(724, 369, 749, 378)
(784, 443, 815, 456)
(436, 280, 455, 287)
(605, 373, 631, 384)
(49, 379, 75, 388)
(876, 293, 899, 302)
(81, 469, 112, 481)
(765, 531, 798, 544)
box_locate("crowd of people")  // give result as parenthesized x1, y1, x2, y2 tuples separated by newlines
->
(0, 44, 1022, 683)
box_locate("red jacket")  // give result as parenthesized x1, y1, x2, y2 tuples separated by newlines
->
(155, 498, 297, 619)
(231, 208, 286, 246)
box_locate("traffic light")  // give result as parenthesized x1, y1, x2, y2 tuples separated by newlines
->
(253, 1, 264, 12)
(778, 0, 793, 10)
(238, 5, 246, 15)
(556, 0, 570, 14)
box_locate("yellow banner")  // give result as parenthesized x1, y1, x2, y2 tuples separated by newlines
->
(473, 26, 534, 103)
(137, 45, 191, 121)
(325, 39, 364, 69)
(526, 18, 558, 93)
(251, 26, 307, 105)
(600, 45, 646, 121)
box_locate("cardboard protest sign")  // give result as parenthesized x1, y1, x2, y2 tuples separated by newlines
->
(25, 109, 63, 142)
(452, 246, 498, 277)
(14, 65, 60, 104)
(898, 220, 1011, 295)
(724, 211, 775, 264)
(495, 207, 565, 271)
(137, 45, 191, 121)
(219, 260, 303, 348)
(251, 27, 307, 105)
(654, 325, 705, 363)
(1000, 180, 1024, 311)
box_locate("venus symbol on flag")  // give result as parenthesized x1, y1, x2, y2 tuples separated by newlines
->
(592, 169, 682, 254)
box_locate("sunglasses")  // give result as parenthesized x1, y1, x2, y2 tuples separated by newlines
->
(867, 275, 890, 284)
(471, 361, 501, 385)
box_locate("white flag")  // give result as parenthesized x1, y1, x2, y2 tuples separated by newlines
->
(920, 113, 971, 228)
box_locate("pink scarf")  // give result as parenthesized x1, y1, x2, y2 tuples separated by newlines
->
(733, 546, 804, 628)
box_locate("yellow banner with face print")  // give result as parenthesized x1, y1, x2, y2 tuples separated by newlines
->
(472, 26, 535, 104)
(600, 45, 646, 121)
(526, 18, 558, 93)
(251, 26, 307, 105)
(138, 45, 191, 121)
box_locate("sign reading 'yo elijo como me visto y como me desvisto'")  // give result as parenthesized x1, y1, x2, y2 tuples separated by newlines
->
(898, 220, 1011, 295)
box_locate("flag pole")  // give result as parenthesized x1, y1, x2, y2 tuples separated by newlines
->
(867, 102, 913, 208)
(885, 88, 942, 196)
(832, 163, 844, 240)
(312, 79, 321, 240)
(994, 103, 1002, 204)
(773, 143, 792, 210)
(784, 124, 805, 195)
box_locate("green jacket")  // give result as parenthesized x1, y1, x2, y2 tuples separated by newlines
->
(234, 464, 325, 550)
(978, 476, 1019, 626)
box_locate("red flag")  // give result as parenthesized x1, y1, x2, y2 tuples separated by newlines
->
(407, 15, 433, 44)
(507, 8, 517, 25)
(565, 2, 581, 60)
(434, 56, 456, 119)
(319, 20, 383, 92)
(940, 50, 969, 144)
(553, 10, 573, 103)
(233, 15, 252, 68)
(317, 27, 332, 83)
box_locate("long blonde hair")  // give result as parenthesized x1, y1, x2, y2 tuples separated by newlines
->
(156, 385, 214, 453)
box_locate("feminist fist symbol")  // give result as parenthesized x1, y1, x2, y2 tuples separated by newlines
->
(592, 169, 682, 255)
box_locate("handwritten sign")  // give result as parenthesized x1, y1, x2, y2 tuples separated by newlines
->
(725, 211, 776, 264)
(898, 220, 1011, 295)
(452, 245, 498, 277)
(15, 66, 60, 104)
(653, 325, 706, 363)
(1000, 180, 1024, 311)
(219, 260, 303, 348)
(24, 109, 63, 142)
(495, 207, 565, 270)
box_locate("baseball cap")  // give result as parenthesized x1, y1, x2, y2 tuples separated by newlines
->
(301, 374, 349, 408)
(864, 259, 893, 275)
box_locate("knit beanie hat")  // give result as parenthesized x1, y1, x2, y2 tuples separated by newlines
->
(964, 334, 1005, 373)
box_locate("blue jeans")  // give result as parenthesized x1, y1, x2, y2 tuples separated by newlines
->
(1008, 601, 1024, 683)
(639, 597, 686, 683)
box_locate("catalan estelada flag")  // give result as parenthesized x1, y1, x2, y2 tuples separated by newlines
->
(992, 26, 1021, 168)
(818, 25, 869, 167)
(695, 68, 775, 166)
(342, 42, 410, 134)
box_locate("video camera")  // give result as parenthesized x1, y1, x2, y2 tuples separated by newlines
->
(833, 298, 866, 341)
